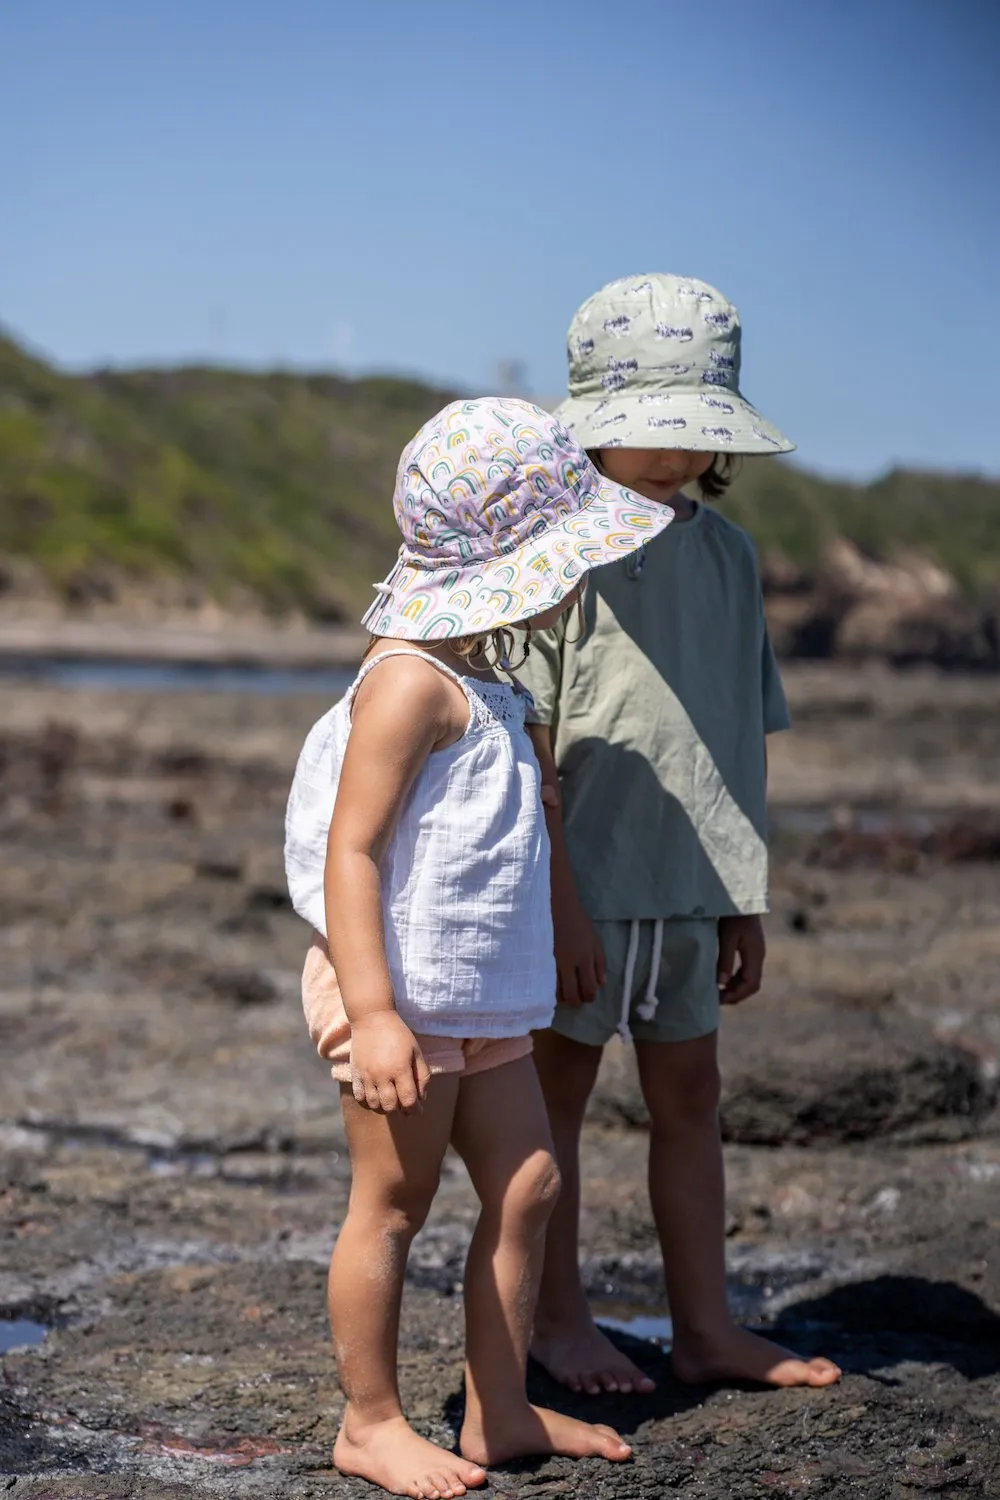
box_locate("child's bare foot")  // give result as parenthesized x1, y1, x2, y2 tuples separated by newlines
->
(334, 1412, 487, 1498)
(460, 1403, 631, 1467)
(530, 1316, 656, 1395)
(671, 1325, 841, 1389)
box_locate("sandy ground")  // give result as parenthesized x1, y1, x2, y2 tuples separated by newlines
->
(1, 663, 998, 1498)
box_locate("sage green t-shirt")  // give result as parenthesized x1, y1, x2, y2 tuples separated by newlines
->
(518, 502, 790, 921)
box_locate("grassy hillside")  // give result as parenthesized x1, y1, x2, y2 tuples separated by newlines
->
(1, 331, 998, 618)
(0, 333, 451, 619)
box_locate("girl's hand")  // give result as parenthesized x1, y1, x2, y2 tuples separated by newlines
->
(350, 1012, 431, 1114)
(717, 915, 766, 1005)
(553, 891, 607, 1007)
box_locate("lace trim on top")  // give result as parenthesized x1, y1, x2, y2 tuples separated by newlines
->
(466, 679, 526, 727)
(347, 649, 526, 732)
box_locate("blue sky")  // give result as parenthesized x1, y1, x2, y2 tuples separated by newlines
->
(3, 0, 997, 479)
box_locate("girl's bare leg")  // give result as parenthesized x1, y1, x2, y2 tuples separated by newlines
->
(451, 1056, 631, 1467)
(635, 1035, 840, 1389)
(330, 1078, 488, 1500)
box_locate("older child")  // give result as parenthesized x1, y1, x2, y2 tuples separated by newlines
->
(520, 275, 842, 1397)
(285, 397, 672, 1499)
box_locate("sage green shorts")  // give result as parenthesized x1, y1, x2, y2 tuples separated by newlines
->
(550, 917, 720, 1047)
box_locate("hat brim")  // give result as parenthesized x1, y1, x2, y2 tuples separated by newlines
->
(361, 475, 673, 641)
(555, 390, 795, 455)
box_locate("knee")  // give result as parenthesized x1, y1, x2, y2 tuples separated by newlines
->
(355, 1171, 439, 1241)
(506, 1150, 562, 1231)
(647, 1055, 721, 1135)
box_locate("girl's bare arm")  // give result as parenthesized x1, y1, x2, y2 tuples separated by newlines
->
(324, 659, 462, 1111)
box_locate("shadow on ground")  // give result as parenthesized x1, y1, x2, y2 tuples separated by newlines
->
(772, 1274, 1000, 1381)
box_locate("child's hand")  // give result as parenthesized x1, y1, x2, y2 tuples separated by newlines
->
(553, 892, 607, 1007)
(350, 1013, 431, 1114)
(717, 915, 766, 1005)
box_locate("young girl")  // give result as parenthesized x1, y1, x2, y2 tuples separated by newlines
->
(519, 275, 842, 1398)
(284, 397, 672, 1500)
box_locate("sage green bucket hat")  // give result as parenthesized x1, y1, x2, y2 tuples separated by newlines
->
(556, 273, 795, 455)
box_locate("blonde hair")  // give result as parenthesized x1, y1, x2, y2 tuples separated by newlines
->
(364, 583, 586, 675)
(363, 625, 530, 679)
(449, 626, 531, 675)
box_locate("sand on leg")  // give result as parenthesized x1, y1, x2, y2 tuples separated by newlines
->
(452, 1054, 632, 1467)
(330, 1077, 488, 1499)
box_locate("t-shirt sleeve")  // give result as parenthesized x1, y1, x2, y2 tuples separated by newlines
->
(515, 617, 565, 725)
(761, 614, 791, 733)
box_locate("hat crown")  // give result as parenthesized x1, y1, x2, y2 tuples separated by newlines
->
(566, 273, 743, 404)
(394, 398, 602, 570)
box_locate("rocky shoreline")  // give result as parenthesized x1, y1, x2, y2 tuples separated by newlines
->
(2, 529, 999, 676)
(1, 664, 998, 1497)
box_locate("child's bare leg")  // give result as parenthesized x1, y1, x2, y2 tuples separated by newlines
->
(635, 1034, 840, 1389)
(331, 1078, 488, 1499)
(530, 1030, 656, 1395)
(451, 1055, 631, 1467)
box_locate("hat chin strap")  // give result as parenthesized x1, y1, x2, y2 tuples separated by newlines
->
(371, 551, 407, 597)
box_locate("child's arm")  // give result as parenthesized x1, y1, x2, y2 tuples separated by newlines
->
(324, 660, 459, 1113)
(528, 723, 607, 1007)
(716, 741, 771, 1005)
(718, 575, 790, 1005)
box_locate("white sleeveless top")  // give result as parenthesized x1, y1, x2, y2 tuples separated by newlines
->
(284, 650, 556, 1038)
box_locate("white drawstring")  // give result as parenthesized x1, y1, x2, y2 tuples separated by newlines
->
(636, 918, 664, 1022)
(618, 920, 640, 1042)
(617, 918, 665, 1040)
(371, 552, 406, 596)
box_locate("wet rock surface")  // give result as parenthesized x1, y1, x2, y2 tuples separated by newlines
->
(1, 666, 999, 1496)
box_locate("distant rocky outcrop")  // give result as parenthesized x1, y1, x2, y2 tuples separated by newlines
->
(763, 540, 1000, 670)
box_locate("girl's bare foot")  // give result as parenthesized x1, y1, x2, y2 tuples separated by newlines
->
(530, 1317, 656, 1395)
(671, 1325, 841, 1389)
(460, 1403, 632, 1467)
(334, 1413, 487, 1499)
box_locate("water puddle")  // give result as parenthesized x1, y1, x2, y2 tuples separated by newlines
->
(0, 1319, 50, 1354)
(22, 1123, 341, 1191)
(0, 657, 354, 696)
(596, 1310, 674, 1344)
(589, 1252, 834, 1347)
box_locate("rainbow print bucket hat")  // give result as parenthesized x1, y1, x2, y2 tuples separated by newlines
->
(556, 273, 795, 455)
(361, 397, 674, 640)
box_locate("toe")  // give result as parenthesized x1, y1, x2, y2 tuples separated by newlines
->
(599, 1370, 620, 1393)
(809, 1358, 842, 1385)
(596, 1423, 631, 1458)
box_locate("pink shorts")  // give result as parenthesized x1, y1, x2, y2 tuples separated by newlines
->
(301, 935, 533, 1084)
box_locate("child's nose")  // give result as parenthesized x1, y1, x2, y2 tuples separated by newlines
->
(656, 455, 688, 477)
